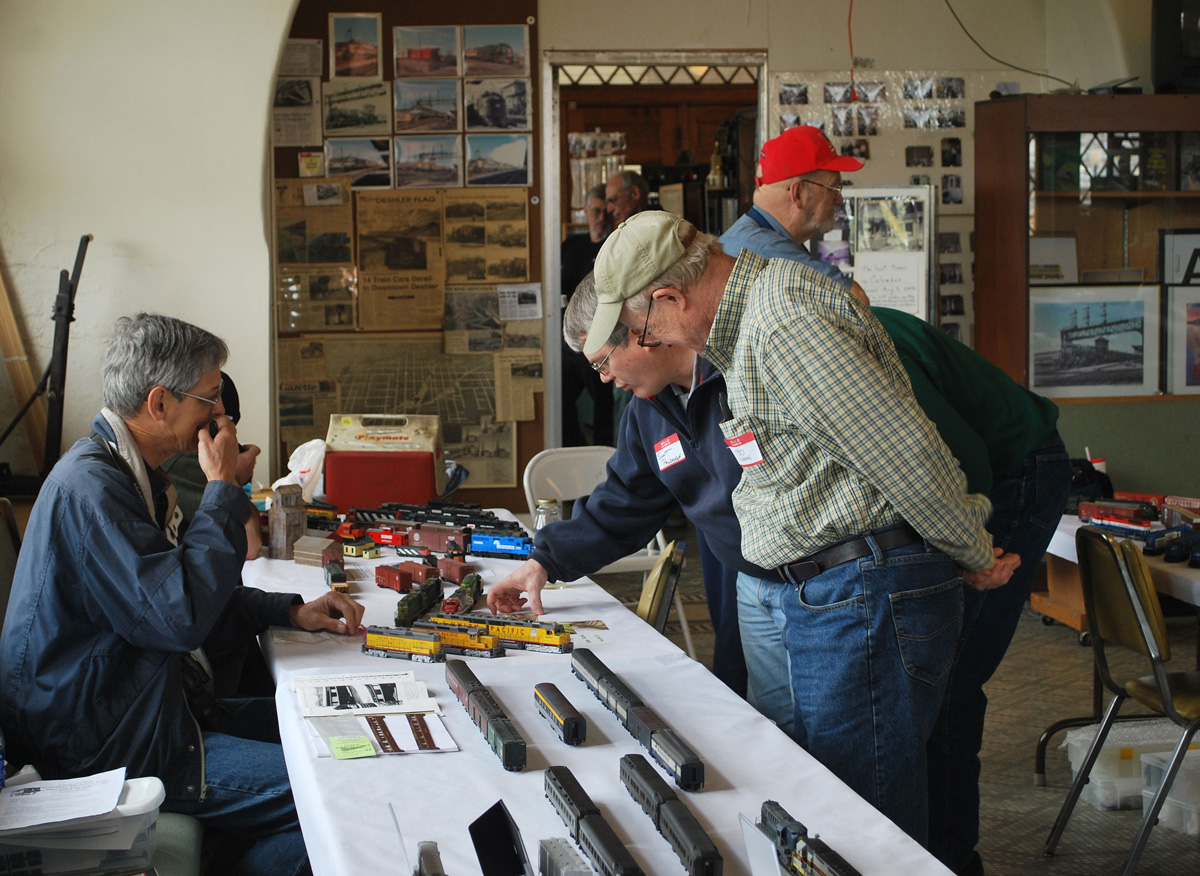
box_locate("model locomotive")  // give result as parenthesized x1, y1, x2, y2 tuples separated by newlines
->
(758, 800, 863, 876)
(544, 765, 645, 876)
(440, 572, 483, 614)
(620, 754, 722, 876)
(411, 619, 504, 658)
(361, 625, 444, 663)
(534, 682, 586, 745)
(444, 659, 526, 770)
(570, 648, 704, 790)
(420, 611, 572, 653)
(394, 577, 445, 626)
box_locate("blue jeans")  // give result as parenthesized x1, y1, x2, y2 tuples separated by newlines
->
(694, 528, 748, 697)
(162, 698, 311, 876)
(926, 432, 1072, 873)
(738, 533, 963, 845)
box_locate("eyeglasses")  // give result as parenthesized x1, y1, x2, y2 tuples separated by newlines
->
(175, 381, 223, 409)
(802, 178, 843, 196)
(636, 297, 662, 348)
(590, 344, 617, 376)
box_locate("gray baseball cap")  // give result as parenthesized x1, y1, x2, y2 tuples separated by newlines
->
(584, 211, 689, 355)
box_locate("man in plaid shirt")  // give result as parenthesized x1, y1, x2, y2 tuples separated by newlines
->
(583, 210, 1019, 849)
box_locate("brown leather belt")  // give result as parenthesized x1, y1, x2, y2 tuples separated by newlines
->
(779, 523, 924, 585)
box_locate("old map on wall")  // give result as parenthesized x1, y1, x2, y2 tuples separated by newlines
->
(278, 333, 516, 487)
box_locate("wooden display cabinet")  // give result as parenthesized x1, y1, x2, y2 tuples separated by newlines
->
(974, 94, 1200, 386)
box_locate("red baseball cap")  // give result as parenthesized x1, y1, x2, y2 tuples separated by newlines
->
(756, 126, 863, 185)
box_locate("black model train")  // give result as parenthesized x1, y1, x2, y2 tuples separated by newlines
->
(444, 659, 526, 771)
(570, 648, 704, 791)
(534, 682, 586, 745)
(620, 754, 722, 876)
(544, 765, 645, 876)
(758, 800, 863, 876)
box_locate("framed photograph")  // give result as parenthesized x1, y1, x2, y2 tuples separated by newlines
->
(779, 83, 808, 105)
(1165, 286, 1200, 394)
(394, 25, 460, 78)
(823, 82, 853, 103)
(1029, 285, 1160, 398)
(465, 134, 531, 186)
(463, 25, 528, 76)
(394, 135, 462, 188)
(322, 80, 390, 136)
(324, 138, 392, 189)
(905, 145, 934, 167)
(1160, 229, 1200, 285)
(329, 13, 381, 79)
(394, 80, 460, 132)
(464, 79, 529, 131)
(903, 77, 934, 99)
(1029, 236, 1079, 285)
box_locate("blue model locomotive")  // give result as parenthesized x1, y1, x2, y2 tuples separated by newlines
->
(468, 531, 534, 559)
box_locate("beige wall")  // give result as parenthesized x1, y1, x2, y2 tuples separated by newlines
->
(0, 0, 1147, 478)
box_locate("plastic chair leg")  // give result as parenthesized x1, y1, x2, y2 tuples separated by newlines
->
(673, 591, 697, 659)
(1045, 692, 1127, 857)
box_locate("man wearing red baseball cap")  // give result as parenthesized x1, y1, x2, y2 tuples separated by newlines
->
(720, 125, 868, 304)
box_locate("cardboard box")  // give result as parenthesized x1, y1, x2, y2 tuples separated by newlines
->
(324, 414, 446, 512)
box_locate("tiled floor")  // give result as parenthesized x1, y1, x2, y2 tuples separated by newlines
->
(592, 519, 1200, 876)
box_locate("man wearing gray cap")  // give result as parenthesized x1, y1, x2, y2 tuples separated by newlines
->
(583, 211, 1019, 848)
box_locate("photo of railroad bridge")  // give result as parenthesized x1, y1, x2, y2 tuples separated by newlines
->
(1031, 299, 1146, 388)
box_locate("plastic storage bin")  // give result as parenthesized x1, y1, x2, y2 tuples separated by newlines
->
(0, 776, 164, 875)
(1064, 720, 1186, 810)
(1139, 748, 1200, 834)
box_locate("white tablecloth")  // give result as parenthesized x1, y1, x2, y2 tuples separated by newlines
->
(1049, 515, 1200, 607)
(245, 548, 950, 876)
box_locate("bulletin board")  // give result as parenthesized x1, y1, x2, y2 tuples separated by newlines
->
(271, 0, 541, 503)
(768, 69, 1042, 345)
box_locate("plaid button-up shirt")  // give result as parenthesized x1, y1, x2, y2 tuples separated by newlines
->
(703, 251, 994, 572)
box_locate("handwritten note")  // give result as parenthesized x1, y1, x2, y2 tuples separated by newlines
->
(854, 251, 927, 317)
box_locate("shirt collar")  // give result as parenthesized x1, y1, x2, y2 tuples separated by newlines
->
(703, 250, 766, 371)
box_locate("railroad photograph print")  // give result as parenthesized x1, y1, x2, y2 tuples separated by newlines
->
(1166, 286, 1200, 395)
(329, 13, 381, 78)
(1029, 285, 1160, 398)
(462, 24, 528, 76)
(393, 25, 460, 77)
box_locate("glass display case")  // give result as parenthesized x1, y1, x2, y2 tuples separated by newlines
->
(974, 94, 1200, 393)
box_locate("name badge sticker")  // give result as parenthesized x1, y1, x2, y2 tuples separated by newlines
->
(725, 431, 764, 467)
(654, 433, 686, 471)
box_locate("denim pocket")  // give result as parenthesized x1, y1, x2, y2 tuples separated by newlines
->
(889, 575, 963, 685)
(796, 572, 865, 612)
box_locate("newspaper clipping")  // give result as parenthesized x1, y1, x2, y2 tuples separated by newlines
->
(355, 190, 445, 329)
(443, 188, 528, 284)
(274, 178, 354, 266)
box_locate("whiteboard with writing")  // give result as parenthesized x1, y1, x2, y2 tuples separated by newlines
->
(837, 185, 934, 322)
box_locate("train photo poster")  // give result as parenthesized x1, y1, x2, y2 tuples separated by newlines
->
(1166, 286, 1200, 395)
(393, 25, 461, 78)
(329, 13, 382, 79)
(322, 79, 391, 137)
(1029, 285, 1160, 398)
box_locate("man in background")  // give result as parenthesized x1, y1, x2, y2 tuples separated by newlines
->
(605, 169, 651, 226)
(719, 124, 868, 305)
(561, 184, 614, 445)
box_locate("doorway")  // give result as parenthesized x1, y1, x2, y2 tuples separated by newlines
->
(539, 50, 767, 446)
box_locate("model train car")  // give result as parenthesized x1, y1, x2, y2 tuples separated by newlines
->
(444, 659, 526, 770)
(361, 625, 444, 663)
(395, 577, 445, 626)
(323, 562, 348, 593)
(468, 531, 534, 560)
(534, 682, 587, 745)
(620, 754, 722, 876)
(757, 800, 862, 876)
(539, 838, 591, 876)
(571, 648, 704, 790)
(422, 611, 572, 653)
(441, 572, 483, 614)
(412, 619, 504, 658)
(545, 765, 645, 876)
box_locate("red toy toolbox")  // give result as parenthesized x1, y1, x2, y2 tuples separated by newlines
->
(323, 414, 446, 513)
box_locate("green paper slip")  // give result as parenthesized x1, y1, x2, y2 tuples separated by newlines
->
(331, 735, 377, 759)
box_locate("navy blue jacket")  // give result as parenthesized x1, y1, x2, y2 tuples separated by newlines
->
(531, 359, 780, 583)
(0, 414, 297, 800)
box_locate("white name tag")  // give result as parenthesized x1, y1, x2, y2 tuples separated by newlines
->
(725, 430, 764, 467)
(654, 433, 686, 471)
